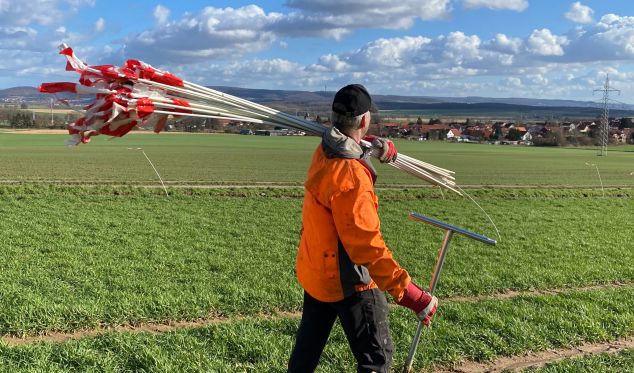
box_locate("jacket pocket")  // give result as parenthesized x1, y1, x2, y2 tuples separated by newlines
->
(323, 250, 337, 279)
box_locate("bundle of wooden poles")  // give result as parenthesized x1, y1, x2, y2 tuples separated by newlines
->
(39, 44, 459, 194)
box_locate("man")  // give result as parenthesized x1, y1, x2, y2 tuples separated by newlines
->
(288, 84, 438, 372)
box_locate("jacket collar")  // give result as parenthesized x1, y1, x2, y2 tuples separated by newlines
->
(321, 127, 377, 184)
(322, 127, 364, 159)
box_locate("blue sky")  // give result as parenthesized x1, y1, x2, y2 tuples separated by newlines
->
(1, 0, 633, 101)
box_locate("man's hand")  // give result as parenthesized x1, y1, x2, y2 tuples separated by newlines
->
(363, 135, 397, 163)
(396, 282, 438, 326)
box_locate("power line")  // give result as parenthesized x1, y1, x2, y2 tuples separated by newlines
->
(593, 75, 620, 156)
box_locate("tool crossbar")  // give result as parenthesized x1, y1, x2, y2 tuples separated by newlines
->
(403, 212, 496, 372)
(409, 212, 497, 246)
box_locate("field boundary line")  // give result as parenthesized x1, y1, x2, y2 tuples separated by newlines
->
(0, 180, 305, 188)
(1, 282, 632, 347)
(443, 281, 632, 303)
(434, 337, 634, 373)
(0, 311, 301, 347)
(0, 180, 632, 189)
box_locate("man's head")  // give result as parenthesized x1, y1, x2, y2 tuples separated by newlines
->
(331, 84, 372, 136)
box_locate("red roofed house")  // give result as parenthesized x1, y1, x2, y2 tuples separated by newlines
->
(446, 128, 462, 140)
(419, 124, 451, 140)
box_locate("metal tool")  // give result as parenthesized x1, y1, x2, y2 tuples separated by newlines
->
(403, 212, 497, 373)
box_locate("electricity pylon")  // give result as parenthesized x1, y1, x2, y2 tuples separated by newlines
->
(593, 75, 620, 156)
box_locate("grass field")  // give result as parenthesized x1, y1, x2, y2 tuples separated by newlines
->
(0, 286, 633, 372)
(0, 132, 633, 186)
(28, 109, 77, 115)
(0, 133, 633, 371)
(531, 349, 634, 372)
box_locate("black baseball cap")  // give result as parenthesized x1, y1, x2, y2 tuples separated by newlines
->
(332, 84, 373, 117)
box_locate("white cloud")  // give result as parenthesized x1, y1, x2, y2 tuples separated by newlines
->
(114, 1, 631, 73)
(347, 36, 432, 68)
(463, 0, 528, 12)
(502, 76, 523, 88)
(94, 17, 105, 33)
(153, 5, 170, 26)
(300, 17, 634, 94)
(179, 58, 323, 89)
(485, 33, 523, 54)
(227, 59, 300, 76)
(0, 0, 94, 27)
(0, 26, 38, 50)
(123, 2, 453, 64)
(124, 5, 279, 63)
(284, 0, 451, 21)
(565, 2, 594, 24)
(310, 32, 491, 83)
(311, 54, 350, 72)
(563, 14, 634, 61)
(257, 0, 452, 39)
(0, 22, 86, 53)
(527, 73, 548, 85)
(442, 31, 481, 61)
(595, 14, 634, 57)
(0, 26, 37, 40)
(436, 66, 479, 76)
(527, 28, 568, 56)
(5, 0, 634, 101)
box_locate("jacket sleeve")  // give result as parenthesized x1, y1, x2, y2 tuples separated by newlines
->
(331, 187, 411, 301)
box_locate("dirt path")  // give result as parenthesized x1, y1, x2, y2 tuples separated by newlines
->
(2, 282, 630, 347)
(1, 311, 300, 347)
(435, 338, 634, 372)
(0, 180, 305, 188)
(445, 281, 631, 303)
(0, 129, 69, 134)
(5, 329, 633, 373)
(0, 129, 199, 135)
(0, 180, 628, 190)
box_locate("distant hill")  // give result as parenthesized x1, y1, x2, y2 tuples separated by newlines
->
(209, 86, 630, 109)
(0, 86, 44, 100)
(209, 86, 330, 105)
(208, 87, 634, 119)
(436, 96, 603, 108)
(374, 101, 634, 120)
(3, 85, 633, 118)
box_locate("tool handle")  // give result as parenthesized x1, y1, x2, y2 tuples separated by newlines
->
(403, 230, 453, 372)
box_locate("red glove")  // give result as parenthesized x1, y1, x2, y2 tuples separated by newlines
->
(364, 135, 397, 163)
(397, 282, 438, 326)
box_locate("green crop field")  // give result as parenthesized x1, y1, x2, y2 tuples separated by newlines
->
(1, 132, 633, 186)
(530, 349, 634, 372)
(0, 132, 633, 372)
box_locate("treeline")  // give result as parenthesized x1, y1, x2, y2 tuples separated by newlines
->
(0, 108, 80, 128)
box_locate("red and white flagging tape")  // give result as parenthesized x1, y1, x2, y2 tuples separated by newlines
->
(40, 44, 459, 193)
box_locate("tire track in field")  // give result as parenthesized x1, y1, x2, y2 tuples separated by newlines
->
(1, 180, 631, 189)
(434, 337, 634, 372)
(443, 280, 632, 303)
(0, 311, 300, 347)
(1, 282, 632, 347)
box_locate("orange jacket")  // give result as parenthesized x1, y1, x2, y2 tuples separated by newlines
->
(296, 144, 411, 303)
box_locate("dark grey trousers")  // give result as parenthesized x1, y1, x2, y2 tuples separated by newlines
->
(287, 288, 394, 373)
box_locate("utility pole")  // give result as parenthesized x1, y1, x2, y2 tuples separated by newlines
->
(593, 75, 620, 156)
(50, 98, 55, 127)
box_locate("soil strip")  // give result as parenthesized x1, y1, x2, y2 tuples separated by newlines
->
(1, 282, 631, 347)
(445, 281, 631, 303)
(1, 311, 300, 347)
(435, 337, 634, 372)
(0, 180, 628, 190)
